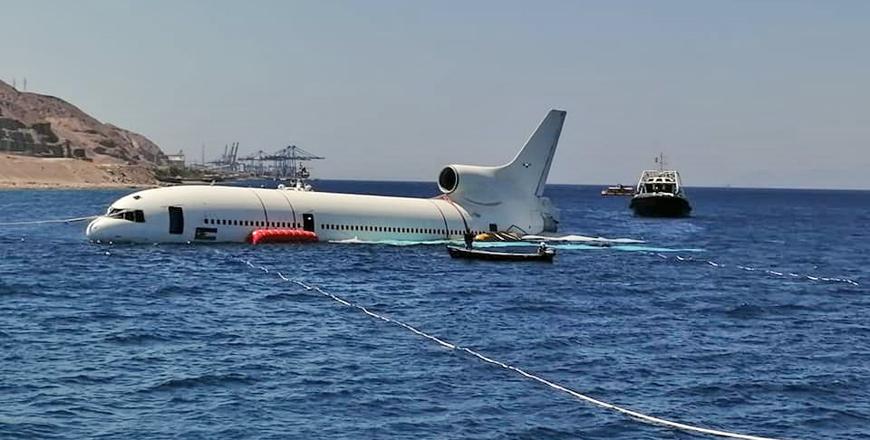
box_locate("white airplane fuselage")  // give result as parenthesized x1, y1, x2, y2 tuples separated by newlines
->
(86, 110, 566, 244)
(86, 185, 536, 243)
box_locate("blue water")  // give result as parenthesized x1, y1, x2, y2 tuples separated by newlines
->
(1, 182, 868, 439)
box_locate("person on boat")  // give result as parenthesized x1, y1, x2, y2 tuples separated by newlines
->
(538, 241, 548, 254)
(463, 232, 474, 249)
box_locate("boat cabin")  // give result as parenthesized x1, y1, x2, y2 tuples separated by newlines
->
(636, 170, 682, 196)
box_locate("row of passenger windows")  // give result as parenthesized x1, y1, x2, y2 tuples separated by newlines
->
(320, 223, 482, 236)
(204, 218, 298, 228)
(201, 217, 481, 236)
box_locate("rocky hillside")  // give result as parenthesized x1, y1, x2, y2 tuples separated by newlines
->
(0, 80, 166, 165)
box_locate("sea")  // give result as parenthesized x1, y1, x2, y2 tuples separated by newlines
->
(0, 181, 868, 440)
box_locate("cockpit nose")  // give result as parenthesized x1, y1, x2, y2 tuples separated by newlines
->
(86, 216, 128, 242)
(85, 217, 108, 241)
(86, 208, 148, 242)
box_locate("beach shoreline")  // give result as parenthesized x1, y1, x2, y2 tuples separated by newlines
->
(0, 154, 158, 190)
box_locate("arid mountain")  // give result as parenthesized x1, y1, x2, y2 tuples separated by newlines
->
(0, 80, 166, 165)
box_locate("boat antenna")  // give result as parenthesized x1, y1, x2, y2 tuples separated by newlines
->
(655, 152, 666, 171)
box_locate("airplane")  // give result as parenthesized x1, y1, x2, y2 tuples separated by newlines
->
(85, 110, 566, 243)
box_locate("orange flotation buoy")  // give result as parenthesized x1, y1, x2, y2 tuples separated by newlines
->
(249, 228, 318, 245)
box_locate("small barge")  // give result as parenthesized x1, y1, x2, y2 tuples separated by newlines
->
(447, 245, 555, 262)
(600, 184, 635, 196)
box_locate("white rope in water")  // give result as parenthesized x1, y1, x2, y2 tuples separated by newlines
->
(233, 255, 780, 440)
(0, 215, 98, 226)
(653, 252, 860, 287)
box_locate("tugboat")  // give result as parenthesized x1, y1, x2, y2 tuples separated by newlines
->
(629, 154, 692, 217)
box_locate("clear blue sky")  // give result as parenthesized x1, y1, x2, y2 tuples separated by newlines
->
(2, 1, 868, 188)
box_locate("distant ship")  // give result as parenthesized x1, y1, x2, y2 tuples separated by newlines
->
(600, 184, 635, 196)
(629, 154, 692, 217)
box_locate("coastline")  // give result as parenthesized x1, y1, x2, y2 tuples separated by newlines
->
(0, 154, 158, 190)
(0, 182, 156, 190)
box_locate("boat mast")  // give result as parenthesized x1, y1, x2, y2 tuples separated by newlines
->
(655, 152, 666, 171)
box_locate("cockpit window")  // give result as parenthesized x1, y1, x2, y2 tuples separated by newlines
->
(108, 208, 146, 223)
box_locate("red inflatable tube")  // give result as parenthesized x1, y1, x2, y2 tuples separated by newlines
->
(249, 228, 318, 245)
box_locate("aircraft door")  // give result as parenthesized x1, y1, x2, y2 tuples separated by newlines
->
(168, 206, 184, 234)
(302, 213, 315, 232)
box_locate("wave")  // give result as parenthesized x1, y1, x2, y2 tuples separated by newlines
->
(143, 372, 254, 392)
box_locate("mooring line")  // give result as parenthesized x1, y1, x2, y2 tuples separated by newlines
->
(229, 254, 779, 440)
(0, 215, 99, 226)
(652, 252, 859, 287)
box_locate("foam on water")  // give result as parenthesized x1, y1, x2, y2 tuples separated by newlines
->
(522, 234, 645, 244)
(329, 237, 454, 246)
(329, 236, 702, 253)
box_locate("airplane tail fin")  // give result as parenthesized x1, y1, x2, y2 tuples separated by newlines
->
(497, 109, 566, 197)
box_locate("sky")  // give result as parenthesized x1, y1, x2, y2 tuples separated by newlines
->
(2, 1, 869, 189)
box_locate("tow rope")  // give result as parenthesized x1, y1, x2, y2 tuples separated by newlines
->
(227, 252, 780, 440)
(0, 215, 98, 226)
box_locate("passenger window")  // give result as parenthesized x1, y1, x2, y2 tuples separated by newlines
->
(134, 210, 145, 223)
